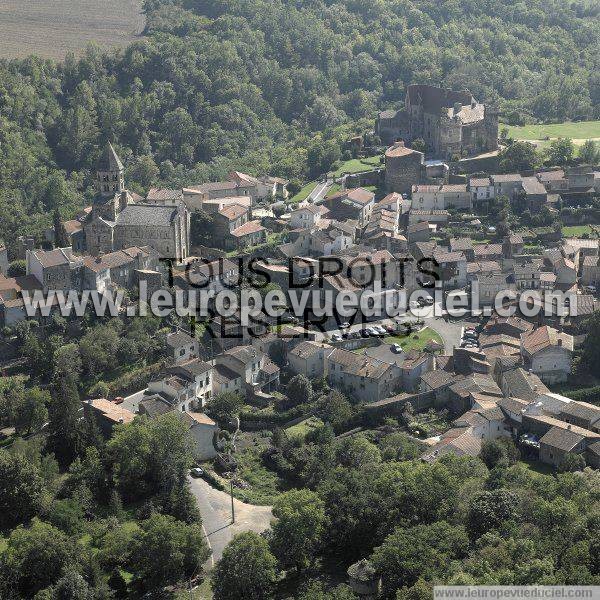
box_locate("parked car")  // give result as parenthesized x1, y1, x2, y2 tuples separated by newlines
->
(350, 331, 362, 339)
(372, 325, 387, 336)
(331, 333, 342, 342)
(424, 296, 434, 306)
(190, 467, 204, 478)
(385, 324, 396, 333)
(361, 329, 371, 338)
(391, 343, 403, 353)
(339, 322, 351, 329)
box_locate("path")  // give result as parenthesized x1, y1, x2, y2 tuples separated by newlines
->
(189, 476, 273, 567)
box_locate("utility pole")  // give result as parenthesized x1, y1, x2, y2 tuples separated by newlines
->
(230, 480, 235, 524)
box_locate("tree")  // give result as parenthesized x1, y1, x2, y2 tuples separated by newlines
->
(7, 259, 26, 277)
(546, 138, 574, 165)
(108, 412, 195, 503)
(371, 521, 469, 596)
(270, 489, 326, 571)
(47, 373, 82, 466)
(0, 451, 44, 531)
(205, 391, 244, 426)
(578, 140, 600, 165)
(2, 519, 81, 597)
(579, 312, 600, 376)
(52, 344, 82, 381)
(128, 513, 210, 591)
(48, 570, 94, 600)
(298, 581, 357, 600)
(467, 489, 520, 539)
(287, 374, 313, 407)
(13, 387, 49, 435)
(558, 452, 586, 473)
(212, 532, 278, 600)
(411, 138, 426, 153)
(53, 209, 69, 248)
(499, 141, 540, 173)
(317, 390, 353, 432)
(479, 438, 520, 469)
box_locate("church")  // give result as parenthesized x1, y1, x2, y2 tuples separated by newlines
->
(84, 143, 190, 261)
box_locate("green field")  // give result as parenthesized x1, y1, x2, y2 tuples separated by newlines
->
(286, 416, 324, 439)
(503, 120, 600, 142)
(562, 225, 597, 237)
(384, 327, 444, 352)
(289, 181, 317, 203)
(332, 155, 383, 177)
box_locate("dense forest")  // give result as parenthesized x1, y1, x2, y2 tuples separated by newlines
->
(0, 0, 599, 244)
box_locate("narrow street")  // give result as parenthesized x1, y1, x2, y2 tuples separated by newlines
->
(188, 476, 273, 567)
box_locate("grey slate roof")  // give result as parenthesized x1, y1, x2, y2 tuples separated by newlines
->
(97, 142, 124, 172)
(116, 204, 178, 227)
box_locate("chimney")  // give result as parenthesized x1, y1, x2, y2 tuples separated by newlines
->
(557, 338, 563, 347)
(453, 102, 462, 115)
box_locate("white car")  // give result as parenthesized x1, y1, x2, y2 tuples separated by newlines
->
(409, 300, 420, 310)
(339, 322, 351, 329)
(373, 325, 387, 335)
(331, 333, 342, 342)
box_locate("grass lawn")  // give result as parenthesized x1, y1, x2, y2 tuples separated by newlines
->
(229, 448, 288, 505)
(332, 155, 383, 177)
(384, 327, 443, 352)
(520, 459, 555, 476)
(503, 120, 600, 142)
(562, 225, 597, 237)
(289, 181, 317, 204)
(286, 416, 324, 439)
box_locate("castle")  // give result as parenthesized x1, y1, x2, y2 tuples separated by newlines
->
(377, 84, 498, 159)
(84, 143, 190, 261)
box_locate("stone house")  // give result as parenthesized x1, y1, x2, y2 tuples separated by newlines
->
(407, 221, 432, 244)
(411, 184, 471, 211)
(326, 348, 402, 402)
(26, 247, 83, 293)
(475, 274, 516, 306)
(228, 220, 267, 250)
(83, 399, 135, 437)
(212, 364, 244, 396)
(213, 204, 250, 240)
(582, 255, 599, 287)
(82, 256, 111, 293)
(408, 209, 450, 226)
(385, 141, 425, 194)
(167, 330, 200, 364)
(289, 204, 328, 230)
(468, 176, 495, 206)
(519, 177, 548, 212)
(0, 274, 43, 326)
(167, 358, 213, 407)
(491, 173, 523, 199)
(179, 411, 219, 460)
(539, 425, 588, 467)
(520, 326, 574, 384)
(215, 345, 280, 397)
(324, 188, 375, 227)
(433, 250, 468, 289)
(288, 341, 334, 379)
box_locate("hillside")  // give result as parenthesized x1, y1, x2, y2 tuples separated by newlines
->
(0, 0, 598, 245)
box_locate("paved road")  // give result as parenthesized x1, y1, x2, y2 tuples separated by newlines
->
(309, 180, 332, 203)
(189, 476, 273, 567)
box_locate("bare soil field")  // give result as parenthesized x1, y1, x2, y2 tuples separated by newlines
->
(0, 0, 145, 61)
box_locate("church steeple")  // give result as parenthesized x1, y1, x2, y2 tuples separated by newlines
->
(96, 142, 125, 198)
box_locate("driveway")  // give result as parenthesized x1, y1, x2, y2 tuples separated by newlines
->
(189, 476, 273, 567)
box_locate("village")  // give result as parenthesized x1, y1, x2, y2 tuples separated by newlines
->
(0, 84, 599, 494)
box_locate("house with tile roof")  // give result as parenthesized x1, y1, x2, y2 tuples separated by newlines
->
(520, 326, 574, 384)
(326, 347, 402, 402)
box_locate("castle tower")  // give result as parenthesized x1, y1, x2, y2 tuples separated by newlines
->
(96, 142, 125, 198)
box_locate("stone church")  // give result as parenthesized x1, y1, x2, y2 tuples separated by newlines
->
(84, 143, 190, 261)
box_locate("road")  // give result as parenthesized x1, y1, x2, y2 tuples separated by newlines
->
(189, 476, 273, 567)
(309, 180, 332, 203)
